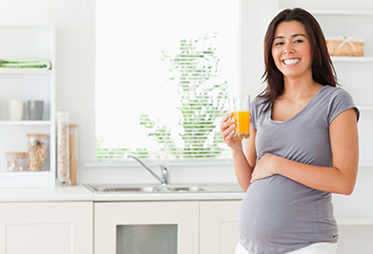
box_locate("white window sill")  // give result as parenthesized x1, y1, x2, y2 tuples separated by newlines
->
(84, 158, 234, 168)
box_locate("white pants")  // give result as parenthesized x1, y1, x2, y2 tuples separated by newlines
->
(235, 242, 338, 254)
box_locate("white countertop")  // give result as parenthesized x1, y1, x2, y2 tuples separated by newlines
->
(0, 185, 93, 202)
(0, 184, 245, 202)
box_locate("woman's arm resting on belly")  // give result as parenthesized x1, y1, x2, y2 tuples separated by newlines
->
(251, 108, 359, 195)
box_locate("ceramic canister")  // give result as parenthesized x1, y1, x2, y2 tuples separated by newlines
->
(8, 100, 24, 121)
(27, 100, 44, 120)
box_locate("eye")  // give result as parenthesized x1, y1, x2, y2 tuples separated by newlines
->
(294, 39, 303, 44)
(274, 41, 284, 46)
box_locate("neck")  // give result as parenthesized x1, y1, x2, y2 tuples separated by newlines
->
(282, 74, 320, 99)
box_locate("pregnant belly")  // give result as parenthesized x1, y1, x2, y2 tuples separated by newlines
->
(238, 174, 332, 243)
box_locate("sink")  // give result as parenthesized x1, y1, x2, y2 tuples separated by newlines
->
(91, 186, 156, 193)
(85, 183, 243, 194)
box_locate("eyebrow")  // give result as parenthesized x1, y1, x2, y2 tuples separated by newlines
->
(274, 34, 307, 40)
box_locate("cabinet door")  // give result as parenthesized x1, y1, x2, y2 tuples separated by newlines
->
(0, 202, 93, 254)
(200, 201, 241, 254)
(94, 201, 199, 254)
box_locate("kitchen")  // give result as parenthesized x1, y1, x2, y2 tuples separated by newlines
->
(0, 0, 372, 253)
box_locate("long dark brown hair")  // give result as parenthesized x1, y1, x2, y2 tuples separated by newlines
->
(260, 8, 338, 111)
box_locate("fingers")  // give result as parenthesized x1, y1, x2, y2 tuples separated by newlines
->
(222, 125, 235, 142)
(220, 114, 234, 134)
(220, 113, 231, 131)
(220, 113, 242, 145)
(221, 122, 234, 138)
(220, 113, 234, 131)
(222, 112, 232, 122)
(250, 172, 255, 183)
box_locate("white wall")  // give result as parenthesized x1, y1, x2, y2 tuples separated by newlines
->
(0, 0, 280, 185)
(1, 0, 372, 187)
(280, 0, 373, 11)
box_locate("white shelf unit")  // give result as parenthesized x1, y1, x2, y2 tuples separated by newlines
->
(331, 56, 373, 63)
(310, 11, 373, 168)
(0, 24, 56, 188)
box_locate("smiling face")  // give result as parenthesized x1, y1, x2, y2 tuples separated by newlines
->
(271, 20, 312, 80)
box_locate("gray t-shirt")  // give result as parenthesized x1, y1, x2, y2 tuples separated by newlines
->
(238, 85, 360, 254)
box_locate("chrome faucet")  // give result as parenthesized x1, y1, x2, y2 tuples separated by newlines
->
(124, 154, 169, 186)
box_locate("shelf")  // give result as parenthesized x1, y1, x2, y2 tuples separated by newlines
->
(0, 69, 52, 74)
(0, 23, 55, 28)
(0, 121, 52, 126)
(310, 10, 373, 16)
(331, 57, 373, 63)
(359, 163, 373, 168)
(0, 171, 51, 177)
(0, 24, 56, 188)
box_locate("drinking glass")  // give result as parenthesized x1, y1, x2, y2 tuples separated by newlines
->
(27, 100, 44, 120)
(229, 94, 250, 139)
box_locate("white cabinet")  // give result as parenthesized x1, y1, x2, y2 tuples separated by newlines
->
(94, 201, 200, 254)
(337, 224, 373, 254)
(0, 201, 93, 254)
(200, 201, 241, 254)
(0, 24, 56, 187)
(94, 200, 242, 254)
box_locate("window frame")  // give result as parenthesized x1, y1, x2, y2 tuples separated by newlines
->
(81, 0, 271, 168)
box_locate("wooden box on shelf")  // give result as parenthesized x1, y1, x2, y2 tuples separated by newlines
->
(326, 37, 364, 56)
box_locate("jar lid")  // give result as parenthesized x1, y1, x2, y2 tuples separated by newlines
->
(5, 152, 26, 156)
(69, 124, 78, 128)
(27, 134, 48, 137)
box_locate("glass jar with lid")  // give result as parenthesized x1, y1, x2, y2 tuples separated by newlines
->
(5, 152, 26, 171)
(56, 108, 70, 185)
(27, 134, 49, 171)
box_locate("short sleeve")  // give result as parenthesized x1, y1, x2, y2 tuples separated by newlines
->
(327, 88, 360, 125)
(250, 97, 265, 131)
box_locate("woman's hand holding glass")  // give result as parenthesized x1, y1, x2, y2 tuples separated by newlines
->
(220, 112, 245, 152)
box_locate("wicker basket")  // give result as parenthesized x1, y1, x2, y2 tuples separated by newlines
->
(326, 37, 364, 57)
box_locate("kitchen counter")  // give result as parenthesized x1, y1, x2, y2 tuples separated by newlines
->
(0, 184, 245, 202)
(0, 185, 93, 202)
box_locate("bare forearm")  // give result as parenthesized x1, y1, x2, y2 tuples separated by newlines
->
(273, 155, 357, 195)
(232, 149, 253, 191)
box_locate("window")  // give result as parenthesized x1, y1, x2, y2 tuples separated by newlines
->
(95, 0, 240, 161)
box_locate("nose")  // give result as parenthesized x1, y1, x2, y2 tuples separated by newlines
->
(283, 45, 294, 54)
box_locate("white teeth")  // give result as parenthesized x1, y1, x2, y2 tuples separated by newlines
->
(283, 58, 300, 65)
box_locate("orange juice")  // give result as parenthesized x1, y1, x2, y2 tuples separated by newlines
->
(232, 111, 250, 139)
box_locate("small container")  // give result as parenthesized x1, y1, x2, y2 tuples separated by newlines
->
(56, 108, 70, 185)
(69, 124, 78, 185)
(27, 134, 49, 171)
(5, 152, 26, 171)
(27, 100, 44, 120)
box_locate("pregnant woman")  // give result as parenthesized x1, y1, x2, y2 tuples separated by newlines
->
(220, 8, 359, 254)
